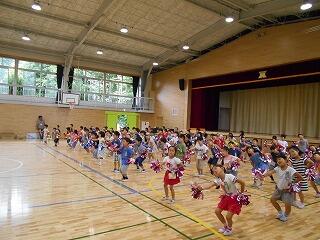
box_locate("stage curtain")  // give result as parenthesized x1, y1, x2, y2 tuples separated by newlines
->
(230, 82, 320, 138)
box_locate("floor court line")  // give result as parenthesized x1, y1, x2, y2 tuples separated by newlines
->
(148, 175, 228, 240)
(38, 145, 193, 240)
(68, 214, 180, 240)
(0, 172, 76, 178)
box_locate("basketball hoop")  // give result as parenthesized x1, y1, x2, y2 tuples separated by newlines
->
(69, 103, 75, 109)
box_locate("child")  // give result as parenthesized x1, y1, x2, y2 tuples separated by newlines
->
(91, 132, 99, 159)
(220, 147, 240, 176)
(162, 146, 183, 203)
(120, 137, 133, 181)
(194, 137, 208, 176)
(111, 131, 121, 173)
(53, 127, 60, 147)
(306, 152, 320, 198)
(43, 124, 49, 144)
(263, 153, 303, 222)
(97, 131, 106, 161)
(199, 164, 246, 236)
(288, 146, 313, 208)
(134, 136, 147, 172)
(247, 147, 269, 188)
(176, 134, 186, 162)
(207, 139, 220, 168)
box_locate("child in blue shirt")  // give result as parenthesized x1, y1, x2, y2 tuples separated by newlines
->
(120, 137, 133, 181)
(247, 146, 269, 188)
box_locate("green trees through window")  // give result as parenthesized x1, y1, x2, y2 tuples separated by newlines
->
(0, 56, 135, 103)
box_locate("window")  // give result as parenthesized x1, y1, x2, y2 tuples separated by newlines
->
(0, 57, 15, 95)
(73, 68, 134, 102)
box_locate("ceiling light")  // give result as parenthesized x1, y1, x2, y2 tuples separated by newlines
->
(22, 34, 31, 41)
(31, 1, 42, 11)
(120, 27, 128, 33)
(225, 17, 234, 23)
(152, 62, 159, 66)
(182, 45, 190, 50)
(96, 49, 103, 55)
(300, 2, 312, 10)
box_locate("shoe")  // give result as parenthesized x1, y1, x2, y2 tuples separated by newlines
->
(141, 169, 146, 173)
(315, 193, 320, 198)
(276, 211, 284, 219)
(169, 199, 175, 204)
(293, 201, 305, 209)
(279, 215, 288, 222)
(162, 196, 169, 201)
(122, 178, 128, 182)
(218, 226, 227, 233)
(223, 228, 232, 236)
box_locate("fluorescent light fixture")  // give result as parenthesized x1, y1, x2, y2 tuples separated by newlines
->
(31, 1, 42, 11)
(96, 49, 103, 55)
(300, 2, 312, 10)
(120, 27, 128, 33)
(182, 45, 190, 50)
(22, 35, 31, 41)
(225, 17, 234, 23)
(152, 62, 159, 66)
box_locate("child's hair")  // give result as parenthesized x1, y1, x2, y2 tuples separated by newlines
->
(280, 134, 286, 138)
(122, 137, 131, 144)
(270, 145, 276, 151)
(74, 129, 78, 134)
(114, 131, 120, 137)
(272, 135, 277, 140)
(288, 145, 302, 156)
(99, 131, 105, 138)
(222, 146, 229, 152)
(228, 132, 234, 138)
(179, 134, 185, 140)
(276, 152, 287, 161)
(210, 164, 226, 175)
(253, 138, 258, 142)
(45, 124, 48, 127)
(136, 136, 143, 142)
(92, 132, 98, 138)
(196, 137, 203, 142)
(298, 133, 303, 137)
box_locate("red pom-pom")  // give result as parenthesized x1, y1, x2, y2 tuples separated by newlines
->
(234, 192, 250, 206)
(252, 168, 266, 180)
(175, 166, 185, 178)
(191, 183, 204, 200)
(289, 183, 301, 193)
(150, 159, 161, 173)
(202, 154, 208, 161)
(305, 166, 317, 181)
(128, 158, 136, 164)
(230, 160, 240, 171)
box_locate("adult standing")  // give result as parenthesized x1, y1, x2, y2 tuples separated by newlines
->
(36, 116, 45, 140)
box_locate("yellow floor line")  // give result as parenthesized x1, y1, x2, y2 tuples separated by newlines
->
(147, 175, 228, 240)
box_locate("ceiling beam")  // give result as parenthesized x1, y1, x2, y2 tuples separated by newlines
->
(0, 1, 174, 51)
(239, 0, 302, 22)
(0, 40, 141, 71)
(219, 0, 277, 23)
(0, 23, 155, 59)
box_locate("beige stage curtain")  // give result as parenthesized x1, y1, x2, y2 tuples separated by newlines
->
(230, 82, 320, 138)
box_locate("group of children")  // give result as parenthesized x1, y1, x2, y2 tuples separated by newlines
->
(41, 125, 320, 236)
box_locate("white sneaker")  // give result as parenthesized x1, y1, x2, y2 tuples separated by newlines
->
(162, 196, 169, 201)
(276, 211, 284, 219)
(279, 215, 288, 222)
(223, 228, 232, 236)
(169, 199, 175, 204)
(315, 193, 320, 198)
(218, 226, 227, 233)
(293, 201, 304, 209)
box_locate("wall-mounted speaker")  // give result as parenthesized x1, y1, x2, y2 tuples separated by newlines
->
(179, 79, 185, 91)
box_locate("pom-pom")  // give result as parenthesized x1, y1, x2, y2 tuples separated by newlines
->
(230, 160, 240, 171)
(175, 166, 185, 178)
(234, 192, 250, 206)
(305, 166, 317, 181)
(140, 150, 148, 159)
(202, 153, 208, 161)
(128, 158, 136, 164)
(108, 144, 119, 153)
(252, 168, 265, 180)
(191, 183, 204, 200)
(150, 159, 161, 173)
(289, 182, 301, 193)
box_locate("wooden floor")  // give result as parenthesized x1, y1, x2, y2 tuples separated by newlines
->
(0, 141, 319, 240)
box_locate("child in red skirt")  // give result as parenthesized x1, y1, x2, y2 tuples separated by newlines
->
(162, 146, 183, 203)
(199, 164, 246, 236)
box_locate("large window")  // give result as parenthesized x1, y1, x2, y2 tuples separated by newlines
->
(0, 57, 57, 97)
(0, 56, 137, 106)
(73, 68, 134, 103)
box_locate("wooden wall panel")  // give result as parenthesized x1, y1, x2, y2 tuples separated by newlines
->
(0, 103, 105, 138)
(151, 19, 320, 130)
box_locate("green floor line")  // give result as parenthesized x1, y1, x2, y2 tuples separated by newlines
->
(38, 145, 192, 240)
(68, 214, 180, 240)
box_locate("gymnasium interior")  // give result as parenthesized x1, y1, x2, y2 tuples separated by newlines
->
(0, 0, 320, 239)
